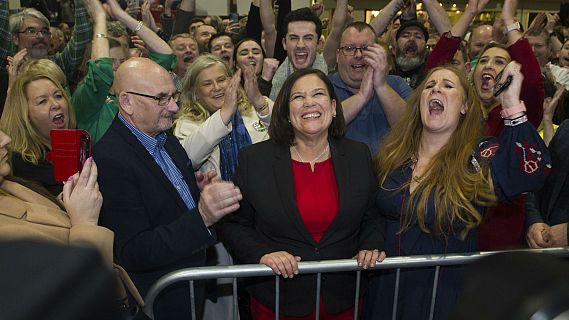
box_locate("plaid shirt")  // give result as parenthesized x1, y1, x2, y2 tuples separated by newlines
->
(0, 0, 92, 79)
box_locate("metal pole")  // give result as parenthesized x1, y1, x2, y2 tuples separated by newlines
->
(428, 266, 441, 320)
(392, 268, 401, 320)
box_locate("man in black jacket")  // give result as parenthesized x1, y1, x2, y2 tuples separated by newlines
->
(94, 57, 242, 319)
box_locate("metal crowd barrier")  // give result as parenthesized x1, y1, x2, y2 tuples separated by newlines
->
(142, 247, 569, 320)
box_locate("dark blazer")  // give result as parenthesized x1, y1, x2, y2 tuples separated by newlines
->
(526, 120, 569, 237)
(217, 137, 385, 317)
(94, 117, 216, 320)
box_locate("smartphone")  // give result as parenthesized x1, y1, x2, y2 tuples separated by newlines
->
(50, 129, 92, 182)
(229, 12, 239, 24)
(229, 12, 240, 33)
(493, 72, 513, 97)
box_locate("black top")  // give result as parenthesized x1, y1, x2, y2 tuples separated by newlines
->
(11, 152, 62, 196)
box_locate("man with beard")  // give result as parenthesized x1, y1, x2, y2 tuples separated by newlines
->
(269, 7, 328, 101)
(209, 32, 234, 69)
(194, 24, 217, 53)
(330, 21, 412, 155)
(393, 20, 429, 89)
(0, 4, 92, 110)
(169, 33, 199, 90)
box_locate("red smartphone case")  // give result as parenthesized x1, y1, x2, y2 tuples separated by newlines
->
(49, 129, 92, 182)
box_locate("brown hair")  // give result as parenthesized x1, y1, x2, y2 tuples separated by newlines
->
(374, 65, 496, 239)
(269, 68, 345, 146)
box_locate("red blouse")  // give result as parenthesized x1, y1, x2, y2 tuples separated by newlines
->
(291, 158, 339, 243)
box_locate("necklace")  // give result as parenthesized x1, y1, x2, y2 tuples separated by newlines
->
(293, 144, 330, 165)
(410, 154, 422, 183)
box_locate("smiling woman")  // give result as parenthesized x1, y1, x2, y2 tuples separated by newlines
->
(217, 68, 385, 320)
(0, 59, 76, 196)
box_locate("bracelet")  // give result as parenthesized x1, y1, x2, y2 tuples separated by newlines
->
(500, 100, 526, 118)
(504, 115, 528, 126)
(94, 33, 107, 38)
(134, 21, 144, 34)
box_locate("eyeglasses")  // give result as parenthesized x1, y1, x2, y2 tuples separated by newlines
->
(339, 45, 369, 56)
(18, 27, 51, 37)
(127, 91, 181, 106)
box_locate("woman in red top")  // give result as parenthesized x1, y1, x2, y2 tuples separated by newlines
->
(471, 0, 544, 250)
(217, 69, 386, 319)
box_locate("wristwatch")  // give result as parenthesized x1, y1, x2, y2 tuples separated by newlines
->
(504, 21, 521, 34)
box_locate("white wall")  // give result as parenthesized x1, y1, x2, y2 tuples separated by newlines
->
(196, 0, 229, 16)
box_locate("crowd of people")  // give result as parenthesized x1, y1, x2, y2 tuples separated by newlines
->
(0, 0, 567, 318)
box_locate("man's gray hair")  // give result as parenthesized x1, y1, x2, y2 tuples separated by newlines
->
(9, 8, 50, 34)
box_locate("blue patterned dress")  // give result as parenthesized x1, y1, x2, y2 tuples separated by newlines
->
(363, 122, 551, 320)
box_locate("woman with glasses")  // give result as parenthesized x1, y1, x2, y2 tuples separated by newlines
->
(71, 0, 175, 144)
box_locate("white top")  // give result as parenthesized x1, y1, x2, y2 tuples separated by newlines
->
(174, 102, 272, 174)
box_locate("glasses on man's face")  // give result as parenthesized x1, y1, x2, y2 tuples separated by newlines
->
(127, 91, 181, 106)
(339, 45, 369, 56)
(19, 27, 51, 37)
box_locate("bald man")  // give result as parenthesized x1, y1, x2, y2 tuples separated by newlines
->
(94, 58, 242, 320)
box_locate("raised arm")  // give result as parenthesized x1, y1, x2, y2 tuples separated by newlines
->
(451, 0, 490, 38)
(322, 0, 348, 70)
(87, 0, 109, 60)
(260, 0, 277, 58)
(0, 0, 12, 67)
(171, 0, 195, 36)
(107, 0, 172, 54)
(421, 0, 451, 35)
(55, 0, 93, 78)
(501, 0, 522, 46)
(369, 0, 406, 37)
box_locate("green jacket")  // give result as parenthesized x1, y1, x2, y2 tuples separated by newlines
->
(72, 52, 176, 144)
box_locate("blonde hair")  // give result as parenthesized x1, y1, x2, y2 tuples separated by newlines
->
(177, 54, 251, 123)
(374, 66, 497, 239)
(1, 59, 76, 164)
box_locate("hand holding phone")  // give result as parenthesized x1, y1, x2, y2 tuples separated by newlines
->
(493, 71, 513, 97)
(49, 129, 92, 182)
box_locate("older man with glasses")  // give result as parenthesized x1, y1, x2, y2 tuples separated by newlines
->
(94, 57, 242, 320)
(0, 3, 92, 110)
(329, 21, 412, 155)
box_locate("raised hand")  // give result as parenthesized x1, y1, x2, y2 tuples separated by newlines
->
(261, 58, 280, 82)
(495, 60, 524, 110)
(242, 64, 265, 111)
(141, 1, 158, 32)
(363, 44, 390, 90)
(7, 49, 28, 88)
(220, 69, 242, 125)
(465, 0, 491, 15)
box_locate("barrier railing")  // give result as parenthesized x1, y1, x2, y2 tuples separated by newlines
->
(142, 247, 569, 320)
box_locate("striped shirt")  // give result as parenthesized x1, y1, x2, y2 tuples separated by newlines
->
(118, 113, 197, 211)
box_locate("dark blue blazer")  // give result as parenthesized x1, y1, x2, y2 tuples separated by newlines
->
(94, 117, 216, 320)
